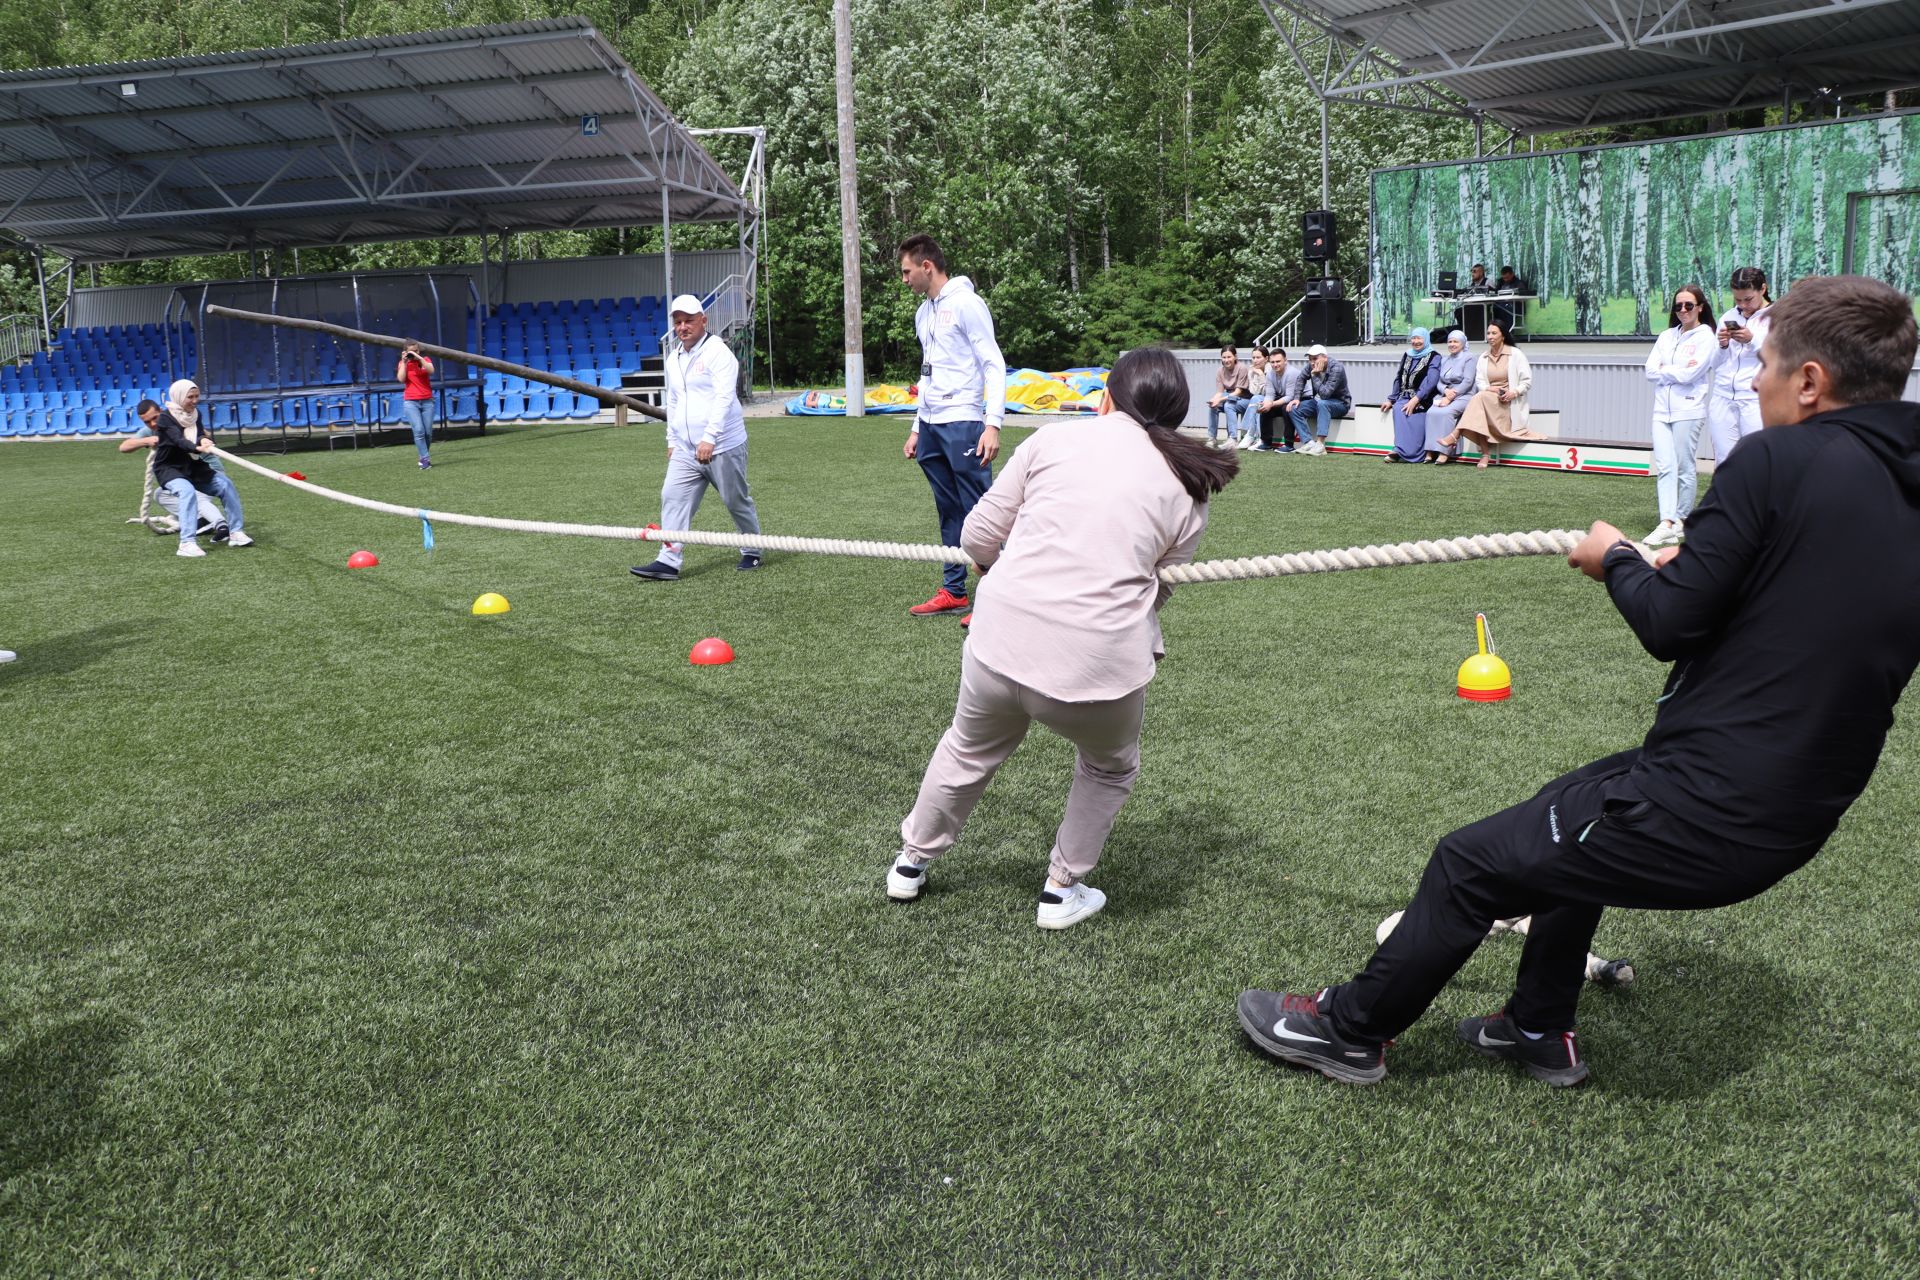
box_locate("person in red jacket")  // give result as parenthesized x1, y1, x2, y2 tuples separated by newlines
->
(398, 342, 436, 469)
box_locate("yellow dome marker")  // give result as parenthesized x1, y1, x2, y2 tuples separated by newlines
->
(1456, 612, 1511, 701)
(471, 592, 511, 616)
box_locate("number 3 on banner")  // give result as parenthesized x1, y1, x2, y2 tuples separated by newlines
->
(1561, 447, 1580, 471)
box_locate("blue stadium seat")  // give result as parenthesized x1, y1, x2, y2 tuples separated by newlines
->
(500, 393, 525, 420)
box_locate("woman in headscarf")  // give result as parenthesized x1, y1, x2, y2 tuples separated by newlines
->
(1436, 321, 1538, 470)
(1422, 330, 1477, 464)
(1378, 327, 1442, 463)
(151, 379, 252, 557)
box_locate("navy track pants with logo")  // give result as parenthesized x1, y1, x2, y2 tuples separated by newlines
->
(1326, 748, 1817, 1042)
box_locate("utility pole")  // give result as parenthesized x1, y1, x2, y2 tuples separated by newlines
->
(833, 0, 864, 416)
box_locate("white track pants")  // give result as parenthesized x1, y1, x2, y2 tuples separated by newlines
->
(1707, 397, 1763, 465)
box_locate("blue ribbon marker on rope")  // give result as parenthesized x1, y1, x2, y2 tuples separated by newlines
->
(419, 509, 434, 551)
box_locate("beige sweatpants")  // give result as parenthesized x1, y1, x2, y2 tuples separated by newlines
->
(900, 647, 1145, 886)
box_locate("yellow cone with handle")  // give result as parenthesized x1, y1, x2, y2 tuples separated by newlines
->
(471, 592, 511, 616)
(1457, 612, 1511, 701)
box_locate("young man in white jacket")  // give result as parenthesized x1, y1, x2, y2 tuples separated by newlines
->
(899, 234, 1007, 623)
(631, 295, 763, 581)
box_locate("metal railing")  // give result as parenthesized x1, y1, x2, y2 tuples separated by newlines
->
(1254, 281, 1375, 351)
(0, 313, 48, 366)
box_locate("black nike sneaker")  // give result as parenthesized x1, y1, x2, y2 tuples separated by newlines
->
(1237, 988, 1387, 1084)
(1457, 1008, 1590, 1087)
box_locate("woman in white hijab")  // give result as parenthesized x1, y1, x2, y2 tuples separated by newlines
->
(153, 379, 252, 557)
(1422, 331, 1477, 464)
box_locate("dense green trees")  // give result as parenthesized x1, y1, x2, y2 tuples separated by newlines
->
(4, 2, 1895, 375)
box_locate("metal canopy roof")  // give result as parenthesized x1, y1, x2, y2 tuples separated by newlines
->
(1261, 0, 1920, 137)
(0, 18, 748, 262)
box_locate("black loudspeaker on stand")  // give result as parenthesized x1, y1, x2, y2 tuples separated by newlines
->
(1302, 209, 1337, 260)
(1300, 298, 1358, 347)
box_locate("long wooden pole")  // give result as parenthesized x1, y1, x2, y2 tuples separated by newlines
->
(202, 303, 666, 421)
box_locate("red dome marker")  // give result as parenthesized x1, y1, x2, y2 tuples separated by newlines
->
(347, 550, 379, 569)
(689, 637, 735, 665)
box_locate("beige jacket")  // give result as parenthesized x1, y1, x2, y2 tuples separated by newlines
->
(960, 414, 1211, 702)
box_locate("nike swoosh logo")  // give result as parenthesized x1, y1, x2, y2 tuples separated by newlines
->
(1271, 1019, 1330, 1046)
(1478, 1029, 1516, 1047)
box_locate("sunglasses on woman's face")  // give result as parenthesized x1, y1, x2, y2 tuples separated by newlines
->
(1675, 301, 1699, 311)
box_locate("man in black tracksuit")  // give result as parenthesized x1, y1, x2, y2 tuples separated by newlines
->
(1239, 274, 1920, 1086)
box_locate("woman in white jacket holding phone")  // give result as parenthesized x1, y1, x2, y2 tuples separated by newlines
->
(1642, 284, 1719, 547)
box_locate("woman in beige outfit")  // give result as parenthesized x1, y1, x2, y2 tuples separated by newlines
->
(1437, 322, 1540, 469)
(886, 348, 1238, 929)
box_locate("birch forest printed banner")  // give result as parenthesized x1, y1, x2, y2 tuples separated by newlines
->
(1369, 114, 1920, 339)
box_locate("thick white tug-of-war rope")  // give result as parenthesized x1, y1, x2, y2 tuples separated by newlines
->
(210, 446, 1591, 582)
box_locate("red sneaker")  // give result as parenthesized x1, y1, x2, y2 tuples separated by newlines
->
(909, 588, 970, 617)
(959, 613, 972, 629)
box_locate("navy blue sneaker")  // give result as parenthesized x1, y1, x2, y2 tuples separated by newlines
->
(1457, 1008, 1589, 1087)
(1238, 988, 1387, 1084)
(630, 560, 679, 581)
(737, 553, 762, 571)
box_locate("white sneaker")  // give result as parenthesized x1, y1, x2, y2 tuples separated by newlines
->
(176, 541, 206, 558)
(1307, 438, 1327, 455)
(0, 649, 16, 663)
(1643, 522, 1678, 548)
(227, 530, 255, 547)
(886, 852, 928, 901)
(1037, 879, 1106, 930)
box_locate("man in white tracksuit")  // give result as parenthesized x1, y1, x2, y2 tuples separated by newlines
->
(630, 294, 763, 581)
(898, 234, 1007, 622)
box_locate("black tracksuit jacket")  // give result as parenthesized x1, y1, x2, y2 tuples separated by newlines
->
(1601, 400, 1920, 853)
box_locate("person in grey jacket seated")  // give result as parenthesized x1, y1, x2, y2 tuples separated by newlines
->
(1287, 345, 1350, 456)
(1252, 348, 1306, 452)
(1422, 331, 1476, 464)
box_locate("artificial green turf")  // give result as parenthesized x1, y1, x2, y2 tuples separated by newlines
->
(3, 422, 1916, 1278)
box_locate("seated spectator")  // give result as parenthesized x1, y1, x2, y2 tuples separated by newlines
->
(1287, 345, 1350, 456)
(1436, 322, 1539, 470)
(1233, 347, 1270, 448)
(120, 399, 227, 538)
(1253, 347, 1304, 452)
(1422, 331, 1476, 463)
(1206, 345, 1250, 449)
(153, 380, 253, 558)
(1379, 327, 1442, 464)
(1463, 264, 1490, 294)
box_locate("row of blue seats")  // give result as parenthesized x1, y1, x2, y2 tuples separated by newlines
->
(3, 294, 679, 405)
(0, 387, 627, 437)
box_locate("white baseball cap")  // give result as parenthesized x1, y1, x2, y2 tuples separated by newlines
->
(668, 293, 706, 316)
(1306, 343, 1329, 356)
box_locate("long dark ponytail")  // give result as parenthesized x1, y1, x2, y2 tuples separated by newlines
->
(1107, 347, 1238, 503)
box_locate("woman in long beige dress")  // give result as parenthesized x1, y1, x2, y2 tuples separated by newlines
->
(1438, 322, 1540, 469)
